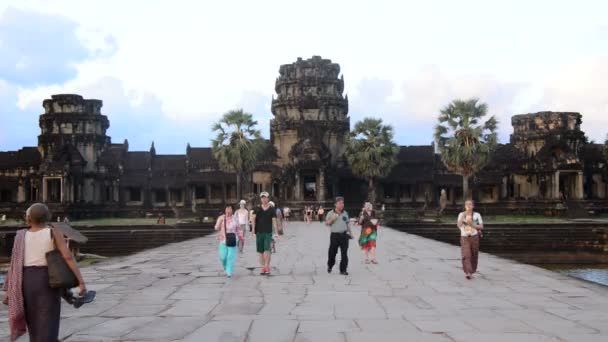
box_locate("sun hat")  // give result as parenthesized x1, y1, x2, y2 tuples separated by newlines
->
(260, 191, 269, 198)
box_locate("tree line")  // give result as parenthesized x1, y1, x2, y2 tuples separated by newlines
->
(211, 99, 504, 204)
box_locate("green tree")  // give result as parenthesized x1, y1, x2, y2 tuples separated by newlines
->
(344, 118, 399, 204)
(434, 98, 498, 201)
(211, 109, 265, 201)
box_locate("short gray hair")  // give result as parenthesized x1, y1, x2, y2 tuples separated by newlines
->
(26, 203, 51, 224)
(335, 196, 344, 204)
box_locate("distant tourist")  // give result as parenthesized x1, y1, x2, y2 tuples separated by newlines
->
(214, 204, 243, 278)
(157, 214, 166, 224)
(1, 214, 6, 223)
(235, 200, 250, 254)
(3, 203, 89, 341)
(325, 196, 352, 275)
(252, 192, 279, 275)
(317, 206, 325, 222)
(283, 206, 290, 223)
(358, 202, 379, 264)
(439, 189, 447, 215)
(457, 200, 484, 279)
(63, 216, 70, 224)
(306, 206, 313, 224)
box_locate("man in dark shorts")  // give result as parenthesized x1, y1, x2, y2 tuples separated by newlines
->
(252, 192, 279, 275)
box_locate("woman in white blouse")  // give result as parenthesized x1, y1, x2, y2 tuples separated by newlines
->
(457, 200, 484, 279)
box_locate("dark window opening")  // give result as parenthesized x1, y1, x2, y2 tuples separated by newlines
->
(129, 188, 141, 202)
(154, 189, 167, 203)
(384, 184, 395, 199)
(170, 189, 183, 203)
(0, 190, 12, 202)
(195, 186, 207, 199)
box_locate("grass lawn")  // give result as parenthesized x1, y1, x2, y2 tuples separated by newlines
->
(1, 217, 217, 226)
(437, 215, 570, 224)
(70, 217, 180, 226)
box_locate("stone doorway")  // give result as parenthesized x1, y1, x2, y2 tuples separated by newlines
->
(303, 174, 317, 200)
(559, 173, 576, 200)
(44, 178, 62, 203)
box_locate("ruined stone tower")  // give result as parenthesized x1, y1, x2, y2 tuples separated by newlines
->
(270, 56, 349, 201)
(37, 94, 110, 202)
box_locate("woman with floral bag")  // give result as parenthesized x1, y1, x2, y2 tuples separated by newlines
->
(358, 202, 379, 264)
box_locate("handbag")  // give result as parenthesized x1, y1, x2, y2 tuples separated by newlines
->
(46, 229, 79, 289)
(224, 216, 237, 247)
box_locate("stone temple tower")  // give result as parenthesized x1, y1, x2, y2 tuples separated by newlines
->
(270, 56, 349, 202)
(37, 94, 110, 203)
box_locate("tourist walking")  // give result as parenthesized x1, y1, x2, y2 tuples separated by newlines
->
(306, 206, 313, 224)
(252, 192, 279, 275)
(358, 202, 379, 264)
(3, 203, 88, 342)
(317, 206, 325, 222)
(457, 200, 484, 279)
(215, 205, 244, 277)
(325, 196, 352, 275)
(235, 200, 249, 253)
(283, 206, 290, 223)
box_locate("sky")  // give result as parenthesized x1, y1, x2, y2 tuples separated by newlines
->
(1, 0, 607, 153)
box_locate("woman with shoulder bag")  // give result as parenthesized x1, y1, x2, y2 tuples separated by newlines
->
(457, 200, 484, 279)
(3, 203, 88, 342)
(215, 204, 244, 278)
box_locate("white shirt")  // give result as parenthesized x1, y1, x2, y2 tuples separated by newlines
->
(24, 227, 54, 266)
(236, 209, 249, 225)
(457, 212, 483, 237)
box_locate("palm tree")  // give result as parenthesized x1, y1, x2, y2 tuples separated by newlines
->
(434, 98, 498, 201)
(344, 118, 399, 204)
(211, 109, 265, 201)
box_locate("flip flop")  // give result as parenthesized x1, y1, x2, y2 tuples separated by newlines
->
(74, 290, 96, 309)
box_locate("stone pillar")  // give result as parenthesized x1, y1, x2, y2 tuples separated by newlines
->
(317, 168, 325, 202)
(553, 171, 560, 199)
(294, 171, 301, 201)
(60, 177, 64, 203)
(17, 180, 26, 203)
(222, 182, 227, 204)
(42, 178, 48, 202)
(576, 171, 584, 199)
(113, 181, 119, 202)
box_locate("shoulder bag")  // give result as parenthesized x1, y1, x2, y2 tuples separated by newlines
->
(46, 228, 79, 289)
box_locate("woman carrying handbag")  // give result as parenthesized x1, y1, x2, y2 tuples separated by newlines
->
(215, 205, 244, 278)
(3, 203, 88, 342)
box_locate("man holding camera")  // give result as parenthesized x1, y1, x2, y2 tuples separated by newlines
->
(325, 196, 351, 275)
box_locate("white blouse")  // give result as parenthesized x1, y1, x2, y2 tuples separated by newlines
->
(457, 212, 483, 237)
(24, 227, 54, 266)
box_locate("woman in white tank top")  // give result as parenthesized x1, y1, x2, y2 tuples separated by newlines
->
(3, 203, 88, 341)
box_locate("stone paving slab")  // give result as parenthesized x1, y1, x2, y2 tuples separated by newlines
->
(2, 221, 608, 341)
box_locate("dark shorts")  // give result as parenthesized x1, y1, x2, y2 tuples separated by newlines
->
(256, 232, 273, 253)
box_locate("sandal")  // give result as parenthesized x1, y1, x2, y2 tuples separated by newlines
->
(371, 260, 378, 264)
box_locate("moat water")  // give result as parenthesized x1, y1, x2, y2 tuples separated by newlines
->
(540, 264, 608, 287)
